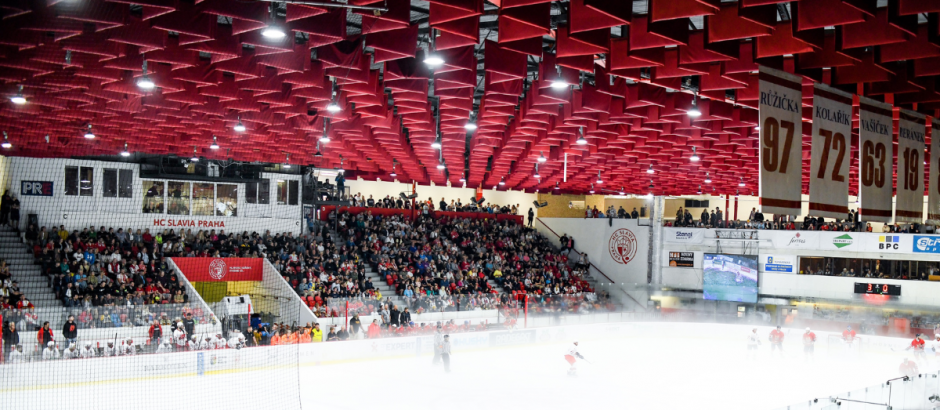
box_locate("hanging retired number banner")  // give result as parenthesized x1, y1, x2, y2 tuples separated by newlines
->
(929, 118, 940, 226)
(896, 109, 926, 223)
(758, 66, 803, 216)
(808, 83, 853, 219)
(857, 96, 894, 222)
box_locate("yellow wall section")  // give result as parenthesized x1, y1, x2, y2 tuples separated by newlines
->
(192, 281, 262, 303)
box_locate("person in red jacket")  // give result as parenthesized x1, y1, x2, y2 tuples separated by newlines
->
(367, 319, 381, 339)
(769, 326, 785, 357)
(906, 334, 927, 362)
(802, 328, 816, 361)
(37, 321, 54, 347)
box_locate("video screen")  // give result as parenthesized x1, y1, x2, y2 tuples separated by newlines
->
(703, 254, 759, 303)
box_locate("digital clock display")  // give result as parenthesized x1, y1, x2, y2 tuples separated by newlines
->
(854, 282, 901, 296)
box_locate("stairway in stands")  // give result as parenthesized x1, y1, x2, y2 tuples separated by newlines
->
(2, 226, 58, 307)
(324, 226, 398, 303)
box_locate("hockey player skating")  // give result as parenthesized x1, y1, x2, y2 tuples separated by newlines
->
(802, 328, 816, 361)
(42, 342, 59, 361)
(432, 325, 444, 365)
(80, 342, 96, 359)
(564, 341, 586, 376)
(103, 341, 118, 357)
(900, 357, 919, 379)
(746, 328, 761, 361)
(769, 326, 785, 358)
(441, 334, 452, 373)
(8, 344, 24, 363)
(906, 334, 927, 362)
(842, 326, 857, 347)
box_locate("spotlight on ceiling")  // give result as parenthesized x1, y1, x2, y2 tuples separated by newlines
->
(190, 148, 199, 162)
(576, 127, 587, 145)
(690, 146, 700, 162)
(739, 178, 745, 187)
(390, 163, 397, 178)
(647, 164, 654, 174)
(1, 132, 11, 149)
(554, 181, 560, 190)
(464, 121, 477, 131)
(210, 136, 219, 150)
(261, 26, 287, 39)
(320, 134, 331, 143)
(424, 54, 444, 68)
(234, 117, 246, 132)
(431, 137, 442, 149)
(283, 153, 291, 169)
(459, 175, 466, 182)
(83, 124, 95, 139)
(437, 161, 446, 170)
(550, 65, 569, 89)
(537, 151, 547, 163)
(136, 60, 154, 90)
(10, 85, 26, 105)
(704, 172, 712, 183)
(619, 187, 626, 196)
(120, 143, 130, 157)
(326, 101, 342, 113)
(589, 184, 594, 194)
(596, 171, 603, 184)
(498, 177, 505, 186)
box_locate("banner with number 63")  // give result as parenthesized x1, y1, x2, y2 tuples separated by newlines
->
(896, 109, 925, 223)
(857, 96, 894, 223)
(758, 66, 804, 216)
(808, 83, 853, 219)
(928, 118, 940, 226)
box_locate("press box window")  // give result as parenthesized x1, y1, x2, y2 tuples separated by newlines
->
(65, 166, 94, 196)
(277, 180, 298, 205)
(103, 169, 133, 198)
(246, 180, 270, 204)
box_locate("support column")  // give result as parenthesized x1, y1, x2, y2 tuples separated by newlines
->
(649, 195, 665, 285)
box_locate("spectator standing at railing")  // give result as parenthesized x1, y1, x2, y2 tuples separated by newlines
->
(62, 315, 78, 346)
(37, 321, 54, 347)
(3, 320, 19, 358)
(367, 320, 381, 339)
(149, 320, 163, 349)
(400, 307, 412, 325)
(311, 323, 323, 342)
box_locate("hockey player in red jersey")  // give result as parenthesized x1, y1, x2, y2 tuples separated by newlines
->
(900, 357, 919, 379)
(842, 326, 857, 344)
(564, 342, 586, 376)
(906, 333, 927, 362)
(802, 328, 816, 361)
(769, 326, 785, 357)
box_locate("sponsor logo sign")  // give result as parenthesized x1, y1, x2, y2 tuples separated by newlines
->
(663, 229, 704, 244)
(608, 228, 637, 265)
(878, 236, 901, 250)
(21, 180, 53, 196)
(668, 252, 694, 268)
(832, 234, 854, 249)
(489, 330, 536, 347)
(914, 236, 940, 253)
(762, 255, 796, 273)
(172, 257, 263, 282)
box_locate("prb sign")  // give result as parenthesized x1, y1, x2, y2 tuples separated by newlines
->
(21, 181, 53, 196)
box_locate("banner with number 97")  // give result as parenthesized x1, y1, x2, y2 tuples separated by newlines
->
(857, 96, 894, 222)
(896, 109, 926, 223)
(808, 83, 854, 219)
(758, 66, 804, 216)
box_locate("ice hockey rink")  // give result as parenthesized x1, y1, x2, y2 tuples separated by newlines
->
(2, 322, 931, 410)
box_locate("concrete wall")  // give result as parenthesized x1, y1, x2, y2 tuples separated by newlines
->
(535, 218, 650, 285)
(344, 178, 537, 216)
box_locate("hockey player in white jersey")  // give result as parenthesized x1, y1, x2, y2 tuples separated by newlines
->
(42, 342, 59, 360)
(8, 344, 24, 363)
(80, 342, 96, 359)
(564, 341, 586, 376)
(174, 324, 188, 350)
(195, 336, 209, 350)
(103, 341, 119, 357)
(227, 331, 245, 349)
(123, 339, 136, 356)
(156, 338, 174, 353)
(213, 333, 226, 349)
(747, 328, 762, 361)
(65, 344, 81, 359)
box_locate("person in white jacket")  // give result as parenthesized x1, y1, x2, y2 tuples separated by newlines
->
(42, 342, 59, 360)
(8, 344, 24, 363)
(80, 343, 96, 359)
(65, 344, 80, 359)
(103, 341, 118, 357)
(213, 334, 226, 349)
(122, 339, 135, 356)
(156, 339, 174, 353)
(173, 324, 188, 350)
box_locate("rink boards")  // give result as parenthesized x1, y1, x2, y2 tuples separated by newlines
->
(0, 320, 920, 392)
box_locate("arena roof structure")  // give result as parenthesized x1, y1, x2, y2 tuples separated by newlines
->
(0, 0, 938, 195)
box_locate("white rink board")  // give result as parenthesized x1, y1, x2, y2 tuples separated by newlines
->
(0, 321, 930, 410)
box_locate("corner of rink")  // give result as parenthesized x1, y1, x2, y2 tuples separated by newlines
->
(3, 321, 935, 410)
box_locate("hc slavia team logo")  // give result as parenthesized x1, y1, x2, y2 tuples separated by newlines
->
(608, 228, 637, 265)
(208, 258, 228, 280)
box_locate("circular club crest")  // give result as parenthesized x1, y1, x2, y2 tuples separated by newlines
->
(608, 228, 637, 265)
(208, 259, 228, 280)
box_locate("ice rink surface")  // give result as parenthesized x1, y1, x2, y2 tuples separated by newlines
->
(2, 326, 931, 410)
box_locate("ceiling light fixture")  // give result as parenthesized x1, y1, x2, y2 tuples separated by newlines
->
(687, 95, 702, 117)
(537, 151, 547, 163)
(589, 183, 594, 194)
(314, 141, 323, 157)
(210, 136, 219, 150)
(284, 153, 291, 169)
(137, 60, 155, 90)
(390, 162, 397, 178)
(326, 78, 342, 113)
(596, 170, 603, 184)
(704, 172, 712, 183)
(83, 124, 95, 139)
(320, 134, 331, 143)
(619, 187, 626, 196)
(464, 121, 477, 131)
(261, 5, 287, 39)
(739, 178, 745, 187)
(690, 146, 700, 162)
(498, 177, 506, 186)
(550, 65, 569, 89)
(534, 164, 540, 179)
(554, 181, 560, 190)
(424, 30, 444, 68)
(120, 143, 130, 157)
(1, 132, 11, 149)
(190, 147, 199, 162)
(576, 127, 587, 145)
(10, 85, 26, 105)
(431, 135, 442, 149)
(697, 185, 702, 194)
(437, 161, 446, 170)
(647, 164, 654, 174)
(326, 101, 342, 113)
(234, 117, 246, 132)
(459, 175, 466, 182)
